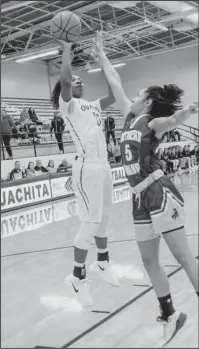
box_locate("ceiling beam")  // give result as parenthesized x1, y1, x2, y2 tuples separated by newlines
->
(1, 0, 99, 42)
(1, 1, 38, 13)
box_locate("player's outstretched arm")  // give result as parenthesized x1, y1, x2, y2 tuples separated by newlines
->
(149, 98, 198, 139)
(93, 31, 132, 117)
(59, 40, 73, 102)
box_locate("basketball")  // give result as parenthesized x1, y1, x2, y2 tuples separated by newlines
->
(51, 11, 81, 43)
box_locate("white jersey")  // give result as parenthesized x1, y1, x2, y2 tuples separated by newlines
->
(59, 96, 107, 163)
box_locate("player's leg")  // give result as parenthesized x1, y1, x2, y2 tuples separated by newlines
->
(134, 184, 186, 345)
(133, 194, 172, 309)
(149, 177, 190, 344)
(91, 163, 119, 286)
(65, 159, 102, 305)
(159, 178, 198, 295)
(94, 163, 112, 261)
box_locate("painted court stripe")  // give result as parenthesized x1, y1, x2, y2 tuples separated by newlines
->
(91, 310, 111, 314)
(2, 233, 198, 259)
(60, 255, 198, 348)
(133, 284, 150, 287)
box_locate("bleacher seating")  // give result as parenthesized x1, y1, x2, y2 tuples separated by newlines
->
(1, 97, 124, 130)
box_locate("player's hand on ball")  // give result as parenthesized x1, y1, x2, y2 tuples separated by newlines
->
(54, 37, 72, 49)
(188, 98, 198, 114)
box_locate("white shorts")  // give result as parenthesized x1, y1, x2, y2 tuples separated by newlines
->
(72, 158, 113, 223)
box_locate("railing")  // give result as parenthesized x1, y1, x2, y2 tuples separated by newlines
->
(1, 129, 119, 160)
(1, 124, 198, 161)
(177, 124, 199, 143)
(1, 130, 75, 160)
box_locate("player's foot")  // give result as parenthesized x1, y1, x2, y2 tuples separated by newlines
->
(157, 311, 187, 347)
(90, 260, 120, 287)
(64, 273, 93, 307)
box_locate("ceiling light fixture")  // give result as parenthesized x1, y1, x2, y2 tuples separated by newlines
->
(88, 62, 126, 73)
(16, 49, 59, 63)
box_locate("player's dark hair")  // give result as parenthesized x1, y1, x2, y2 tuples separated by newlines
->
(51, 80, 61, 110)
(145, 84, 184, 118)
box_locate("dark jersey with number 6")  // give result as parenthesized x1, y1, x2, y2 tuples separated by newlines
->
(120, 113, 162, 188)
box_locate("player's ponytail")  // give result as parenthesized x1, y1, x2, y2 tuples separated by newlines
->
(146, 84, 184, 118)
(51, 80, 61, 110)
(162, 84, 183, 103)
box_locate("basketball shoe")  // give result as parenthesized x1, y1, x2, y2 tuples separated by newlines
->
(64, 274, 93, 307)
(157, 311, 187, 346)
(89, 260, 120, 287)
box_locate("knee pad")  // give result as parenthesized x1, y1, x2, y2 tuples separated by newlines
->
(74, 222, 100, 250)
(95, 216, 110, 238)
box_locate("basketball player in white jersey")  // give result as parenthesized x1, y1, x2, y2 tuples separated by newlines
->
(51, 40, 120, 306)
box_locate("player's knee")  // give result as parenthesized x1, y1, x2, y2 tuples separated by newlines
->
(95, 216, 109, 238)
(74, 222, 100, 250)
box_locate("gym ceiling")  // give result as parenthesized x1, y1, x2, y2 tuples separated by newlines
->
(1, 0, 198, 74)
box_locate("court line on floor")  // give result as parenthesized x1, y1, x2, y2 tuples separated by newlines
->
(2, 233, 198, 259)
(60, 256, 199, 348)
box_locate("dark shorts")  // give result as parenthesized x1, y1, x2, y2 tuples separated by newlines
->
(132, 176, 185, 241)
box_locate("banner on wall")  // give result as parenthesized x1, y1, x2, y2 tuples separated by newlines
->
(1, 185, 131, 238)
(1, 204, 53, 239)
(50, 166, 127, 199)
(111, 166, 127, 185)
(1, 180, 51, 211)
(51, 176, 73, 198)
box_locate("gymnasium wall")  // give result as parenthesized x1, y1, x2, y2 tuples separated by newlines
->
(51, 45, 198, 128)
(2, 45, 198, 127)
(1, 61, 50, 99)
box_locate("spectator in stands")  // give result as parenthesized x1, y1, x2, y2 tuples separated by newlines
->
(47, 159, 57, 174)
(9, 161, 26, 180)
(57, 159, 71, 173)
(178, 146, 186, 170)
(107, 141, 113, 161)
(50, 111, 65, 154)
(20, 107, 29, 125)
(20, 107, 40, 140)
(162, 148, 174, 174)
(34, 159, 48, 175)
(192, 145, 199, 164)
(26, 162, 36, 178)
(187, 144, 197, 168)
(104, 113, 116, 145)
(113, 140, 122, 163)
(163, 129, 181, 142)
(28, 108, 43, 126)
(183, 145, 191, 169)
(173, 128, 181, 141)
(157, 148, 167, 174)
(1, 108, 18, 159)
(169, 147, 180, 172)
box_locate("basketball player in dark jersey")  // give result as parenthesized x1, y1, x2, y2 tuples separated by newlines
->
(93, 31, 198, 345)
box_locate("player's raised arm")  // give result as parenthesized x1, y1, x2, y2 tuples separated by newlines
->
(59, 41, 73, 102)
(93, 31, 132, 117)
(149, 96, 198, 139)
